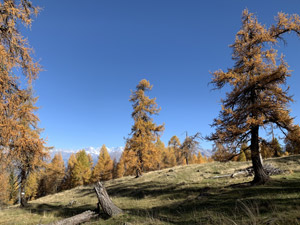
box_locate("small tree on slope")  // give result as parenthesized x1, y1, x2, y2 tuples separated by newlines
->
(207, 10, 300, 185)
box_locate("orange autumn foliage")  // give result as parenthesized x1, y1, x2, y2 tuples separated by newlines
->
(123, 79, 164, 175)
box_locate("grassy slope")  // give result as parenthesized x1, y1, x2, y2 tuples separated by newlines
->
(1, 155, 300, 225)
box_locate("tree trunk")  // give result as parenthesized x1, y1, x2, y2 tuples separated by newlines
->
(20, 170, 28, 207)
(251, 126, 269, 185)
(45, 182, 121, 225)
(94, 181, 123, 217)
(47, 210, 98, 225)
(135, 168, 142, 178)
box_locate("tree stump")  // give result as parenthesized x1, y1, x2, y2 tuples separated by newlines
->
(94, 181, 123, 217)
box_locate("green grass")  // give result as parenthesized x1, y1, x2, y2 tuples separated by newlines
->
(1, 155, 300, 225)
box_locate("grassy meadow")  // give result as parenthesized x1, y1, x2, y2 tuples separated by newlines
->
(1, 155, 300, 225)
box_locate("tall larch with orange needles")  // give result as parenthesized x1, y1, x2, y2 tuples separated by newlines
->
(123, 79, 164, 177)
(0, 0, 48, 206)
(208, 10, 300, 185)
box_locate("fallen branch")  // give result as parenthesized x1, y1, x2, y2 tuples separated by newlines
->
(211, 163, 284, 179)
(211, 174, 232, 179)
(46, 210, 98, 225)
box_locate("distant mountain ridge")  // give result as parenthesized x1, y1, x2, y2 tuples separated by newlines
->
(50, 146, 124, 165)
(50, 146, 212, 166)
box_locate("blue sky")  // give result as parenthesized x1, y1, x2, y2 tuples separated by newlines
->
(23, 0, 300, 150)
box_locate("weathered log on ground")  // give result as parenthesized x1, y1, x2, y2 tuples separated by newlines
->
(231, 163, 284, 178)
(211, 174, 232, 179)
(94, 181, 123, 217)
(46, 210, 98, 225)
(211, 163, 284, 179)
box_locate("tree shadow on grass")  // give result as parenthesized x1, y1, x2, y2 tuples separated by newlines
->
(22, 176, 300, 224)
(122, 177, 300, 224)
(104, 180, 221, 200)
(24, 203, 96, 218)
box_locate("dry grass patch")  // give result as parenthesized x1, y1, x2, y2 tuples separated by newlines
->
(1, 155, 300, 224)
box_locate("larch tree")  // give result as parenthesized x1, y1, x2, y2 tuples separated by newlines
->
(197, 151, 205, 164)
(285, 125, 300, 155)
(0, 0, 48, 206)
(211, 142, 235, 162)
(24, 171, 39, 200)
(90, 144, 113, 182)
(168, 135, 182, 165)
(162, 146, 177, 168)
(155, 139, 165, 170)
(208, 10, 300, 184)
(270, 137, 283, 157)
(123, 79, 164, 177)
(63, 153, 77, 189)
(115, 153, 125, 178)
(0, 166, 9, 206)
(8, 170, 18, 204)
(180, 133, 201, 165)
(43, 153, 65, 195)
(72, 150, 92, 186)
(12, 88, 48, 206)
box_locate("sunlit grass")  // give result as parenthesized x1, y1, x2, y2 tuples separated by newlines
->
(1, 155, 300, 224)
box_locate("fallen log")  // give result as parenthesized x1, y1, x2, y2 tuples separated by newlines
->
(44, 182, 122, 225)
(211, 163, 284, 179)
(46, 210, 98, 225)
(231, 163, 284, 178)
(94, 181, 123, 217)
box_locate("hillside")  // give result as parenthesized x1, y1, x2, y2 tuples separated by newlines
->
(1, 155, 300, 225)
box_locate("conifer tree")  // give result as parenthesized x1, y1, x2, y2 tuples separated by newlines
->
(0, 168, 9, 206)
(24, 171, 39, 200)
(121, 143, 137, 176)
(260, 140, 272, 159)
(12, 88, 48, 206)
(163, 147, 177, 168)
(211, 142, 233, 162)
(8, 170, 18, 204)
(44, 153, 65, 194)
(191, 154, 198, 164)
(155, 139, 165, 169)
(64, 153, 77, 189)
(237, 151, 247, 162)
(270, 137, 282, 157)
(285, 125, 300, 155)
(240, 143, 251, 160)
(168, 136, 182, 165)
(115, 154, 125, 178)
(90, 145, 113, 182)
(180, 133, 201, 165)
(197, 151, 205, 164)
(123, 79, 164, 176)
(0, 1, 48, 205)
(112, 159, 118, 179)
(72, 150, 92, 186)
(208, 10, 300, 184)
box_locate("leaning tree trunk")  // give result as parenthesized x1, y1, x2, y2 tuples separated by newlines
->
(251, 126, 269, 185)
(46, 182, 122, 225)
(94, 181, 123, 217)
